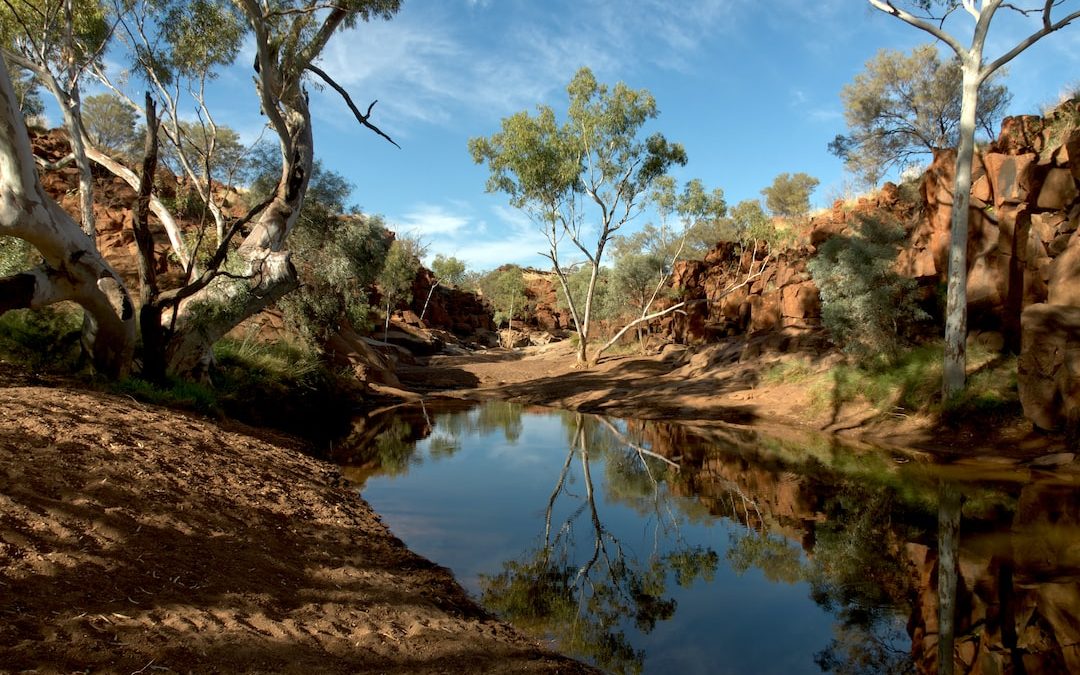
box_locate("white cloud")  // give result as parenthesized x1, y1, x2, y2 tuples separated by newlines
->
(395, 204, 473, 237)
(313, 0, 747, 138)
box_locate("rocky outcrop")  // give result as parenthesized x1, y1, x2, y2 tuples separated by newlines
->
(409, 268, 496, 338)
(1018, 304, 1080, 433)
(665, 100, 1080, 428)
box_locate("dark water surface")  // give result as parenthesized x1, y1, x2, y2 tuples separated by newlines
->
(330, 400, 1080, 674)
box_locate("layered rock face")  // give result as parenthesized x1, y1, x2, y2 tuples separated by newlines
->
(667, 102, 1080, 430)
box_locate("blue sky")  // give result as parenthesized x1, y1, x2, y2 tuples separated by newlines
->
(137, 1, 1080, 270)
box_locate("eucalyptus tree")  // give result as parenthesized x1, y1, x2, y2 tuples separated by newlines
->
(158, 0, 400, 376)
(596, 177, 726, 360)
(471, 67, 686, 363)
(760, 172, 819, 219)
(0, 0, 113, 236)
(0, 55, 134, 376)
(376, 238, 420, 340)
(420, 254, 467, 321)
(81, 92, 140, 156)
(829, 44, 1010, 186)
(868, 0, 1080, 399)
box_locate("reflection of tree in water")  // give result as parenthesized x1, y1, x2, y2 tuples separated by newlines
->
(480, 412, 718, 674)
(721, 474, 918, 674)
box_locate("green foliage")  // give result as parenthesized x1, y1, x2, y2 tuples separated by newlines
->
(0, 0, 111, 72)
(761, 172, 819, 219)
(0, 236, 36, 276)
(830, 44, 1011, 186)
(808, 216, 928, 362)
(0, 305, 82, 372)
(270, 162, 389, 342)
(376, 238, 421, 312)
(477, 266, 527, 327)
(430, 254, 467, 288)
(161, 0, 244, 79)
(81, 93, 140, 156)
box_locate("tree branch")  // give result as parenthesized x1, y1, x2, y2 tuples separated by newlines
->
(867, 0, 967, 55)
(305, 63, 400, 148)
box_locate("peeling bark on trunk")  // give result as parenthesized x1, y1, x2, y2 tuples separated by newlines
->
(0, 56, 134, 377)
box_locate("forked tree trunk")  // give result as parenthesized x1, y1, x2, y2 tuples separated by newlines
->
(161, 98, 309, 378)
(0, 55, 135, 377)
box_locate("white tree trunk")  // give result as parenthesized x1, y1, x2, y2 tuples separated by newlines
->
(0, 55, 134, 377)
(942, 67, 980, 399)
(162, 99, 310, 377)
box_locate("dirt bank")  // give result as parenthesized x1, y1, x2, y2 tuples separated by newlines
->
(397, 340, 1067, 461)
(0, 365, 594, 674)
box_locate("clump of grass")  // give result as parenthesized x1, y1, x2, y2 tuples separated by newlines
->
(112, 376, 220, 415)
(761, 358, 820, 386)
(211, 337, 356, 443)
(808, 341, 1022, 425)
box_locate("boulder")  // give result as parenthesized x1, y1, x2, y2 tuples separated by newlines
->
(1018, 304, 1080, 432)
(1047, 232, 1080, 306)
(1036, 167, 1080, 210)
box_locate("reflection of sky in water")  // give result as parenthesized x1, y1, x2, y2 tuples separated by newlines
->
(359, 404, 839, 674)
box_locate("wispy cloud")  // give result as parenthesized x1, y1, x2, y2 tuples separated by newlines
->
(395, 204, 473, 238)
(392, 202, 549, 270)
(314, 0, 746, 138)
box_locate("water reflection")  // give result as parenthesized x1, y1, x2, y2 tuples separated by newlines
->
(333, 401, 1080, 674)
(480, 413, 719, 673)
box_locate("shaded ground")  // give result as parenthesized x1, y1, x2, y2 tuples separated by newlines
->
(0, 366, 594, 674)
(399, 339, 1067, 460)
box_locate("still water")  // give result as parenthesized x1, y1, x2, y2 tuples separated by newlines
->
(330, 400, 1080, 674)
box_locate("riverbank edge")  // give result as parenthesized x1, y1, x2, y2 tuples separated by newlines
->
(0, 368, 599, 674)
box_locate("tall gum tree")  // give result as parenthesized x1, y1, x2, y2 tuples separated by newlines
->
(868, 0, 1080, 400)
(0, 54, 134, 376)
(0, 0, 112, 238)
(161, 0, 400, 377)
(471, 67, 686, 364)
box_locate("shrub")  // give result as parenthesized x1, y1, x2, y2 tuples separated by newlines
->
(0, 305, 83, 372)
(808, 216, 928, 363)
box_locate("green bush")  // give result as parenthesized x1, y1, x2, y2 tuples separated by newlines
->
(808, 216, 928, 363)
(211, 338, 355, 442)
(0, 305, 83, 372)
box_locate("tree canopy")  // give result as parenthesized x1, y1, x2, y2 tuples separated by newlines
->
(761, 172, 819, 219)
(830, 43, 1010, 186)
(470, 66, 686, 363)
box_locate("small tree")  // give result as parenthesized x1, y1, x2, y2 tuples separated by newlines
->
(420, 254, 467, 321)
(81, 92, 140, 157)
(481, 266, 526, 330)
(376, 238, 421, 340)
(761, 172, 819, 219)
(829, 44, 1010, 186)
(471, 67, 686, 364)
(431, 254, 467, 288)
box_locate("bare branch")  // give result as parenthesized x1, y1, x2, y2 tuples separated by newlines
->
(305, 63, 400, 148)
(867, 0, 967, 56)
